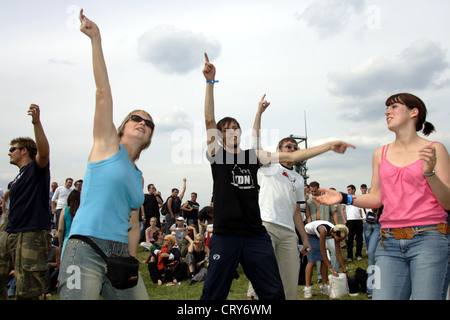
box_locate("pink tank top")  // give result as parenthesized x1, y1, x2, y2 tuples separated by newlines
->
(378, 143, 447, 228)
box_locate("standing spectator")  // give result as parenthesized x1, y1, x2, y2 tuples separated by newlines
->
(314, 93, 450, 300)
(201, 53, 354, 300)
(57, 10, 153, 300)
(163, 179, 186, 234)
(74, 179, 83, 192)
(0, 103, 51, 300)
(141, 184, 163, 230)
(342, 184, 363, 261)
(51, 178, 73, 233)
(247, 98, 311, 300)
(182, 192, 200, 230)
(57, 189, 81, 256)
(49, 182, 58, 216)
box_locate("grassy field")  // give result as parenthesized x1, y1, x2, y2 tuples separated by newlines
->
(40, 243, 370, 300)
(137, 246, 370, 301)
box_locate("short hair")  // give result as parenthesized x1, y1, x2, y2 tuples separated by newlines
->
(191, 192, 197, 197)
(277, 137, 298, 150)
(347, 184, 356, 191)
(309, 181, 320, 189)
(10, 137, 37, 160)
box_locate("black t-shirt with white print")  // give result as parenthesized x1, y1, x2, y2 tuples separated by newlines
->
(207, 147, 266, 236)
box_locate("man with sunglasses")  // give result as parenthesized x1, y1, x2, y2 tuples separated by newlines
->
(0, 104, 51, 300)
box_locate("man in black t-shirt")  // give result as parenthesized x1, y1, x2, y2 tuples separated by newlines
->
(142, 184, 163, 228)
(182, 192, 200, 230)
(0, 104, 51, 300)
(201, 54, 355, 300)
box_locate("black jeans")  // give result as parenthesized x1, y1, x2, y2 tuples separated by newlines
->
(346, 220, 363, 259)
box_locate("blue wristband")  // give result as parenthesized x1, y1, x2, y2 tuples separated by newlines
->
(206, 80, 219, 83)
(347, 194, 353, 205)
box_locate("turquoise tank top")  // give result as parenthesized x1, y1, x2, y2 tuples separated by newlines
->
(69, 144, 144, 243)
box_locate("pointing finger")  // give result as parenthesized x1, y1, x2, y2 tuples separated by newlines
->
(204, 52, 210, 63)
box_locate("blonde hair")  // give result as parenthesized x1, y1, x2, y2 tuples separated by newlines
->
(333, 224, 349, 239)
(117, 109, 154, 160)
(164, 234, 176, 246)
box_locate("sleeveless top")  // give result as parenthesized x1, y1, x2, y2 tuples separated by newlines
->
(378, 143, 447, 228)
(69, 144, 144, 243)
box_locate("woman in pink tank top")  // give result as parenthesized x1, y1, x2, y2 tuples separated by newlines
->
(314, 93, 450, 300)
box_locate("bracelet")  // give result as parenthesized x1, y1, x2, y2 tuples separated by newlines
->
(340, 192, 354, 205)
(206, 80, 219, 83)
(423, 169, 435, 177)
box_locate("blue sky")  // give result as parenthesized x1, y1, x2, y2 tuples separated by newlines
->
(1, 0, 449, 207)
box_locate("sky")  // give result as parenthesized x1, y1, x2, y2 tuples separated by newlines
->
(1, 0, 449, 208)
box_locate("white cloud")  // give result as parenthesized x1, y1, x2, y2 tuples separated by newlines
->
(137, 25, 221, 74)
(296, 0, 367, 39)
(326, 38, 450, 121)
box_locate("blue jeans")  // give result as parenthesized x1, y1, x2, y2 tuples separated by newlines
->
(366, 223, 380, 294)
(373, 225, 449, 300)
(58, 236, 148, 300)
(363, 221, 377, 252)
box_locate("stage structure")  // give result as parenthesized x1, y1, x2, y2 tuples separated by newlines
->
(290, 110, 309, 182)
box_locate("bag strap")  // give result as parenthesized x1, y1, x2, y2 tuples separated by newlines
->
(70, 234, 108, 263)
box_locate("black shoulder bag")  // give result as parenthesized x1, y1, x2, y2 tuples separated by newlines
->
(71, 235, 140, 290)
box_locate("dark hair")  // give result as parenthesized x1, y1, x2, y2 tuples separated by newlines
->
(10, 137, 37, 160)
(385, 93, 435, 136)
(347, 184, 356, 191)
(67, 189, 81, 219)
(216, 117, 241, 133)
(309, 181, 319, 188)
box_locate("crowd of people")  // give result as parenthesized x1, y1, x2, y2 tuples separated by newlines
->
(0, 9, 449, 301)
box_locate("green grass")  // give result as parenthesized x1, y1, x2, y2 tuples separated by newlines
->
(40, 243, 370, 300)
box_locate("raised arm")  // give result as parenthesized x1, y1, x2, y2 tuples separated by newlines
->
(28, 104, 49, 169)
(257, 140, 356, 165)
(419, 143, 450, 209)
(251, 94, 270, 150)
(179, 178, 187, 201)
(79, 9, 118, 162)
(203, 53, 219, 156)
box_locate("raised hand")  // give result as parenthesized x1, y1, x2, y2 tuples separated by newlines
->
(202, 53, 216, 81)
(419, 144, 437, 175)
(258, 94, 270, 113)
(27, 104, 41, 124)
(79, 9, 100, 39)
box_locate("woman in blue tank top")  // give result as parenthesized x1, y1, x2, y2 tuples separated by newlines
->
(58, 10, 154, 300)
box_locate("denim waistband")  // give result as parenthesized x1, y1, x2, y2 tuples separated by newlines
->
(71, 235, 130, 257)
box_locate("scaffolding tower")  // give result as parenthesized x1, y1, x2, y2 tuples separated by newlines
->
(289, 134, 309, 183)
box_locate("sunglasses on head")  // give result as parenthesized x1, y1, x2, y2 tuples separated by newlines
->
(128, 114, 155, 130)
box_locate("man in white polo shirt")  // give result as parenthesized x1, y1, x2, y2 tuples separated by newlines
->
(341, 184, 363, 261)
